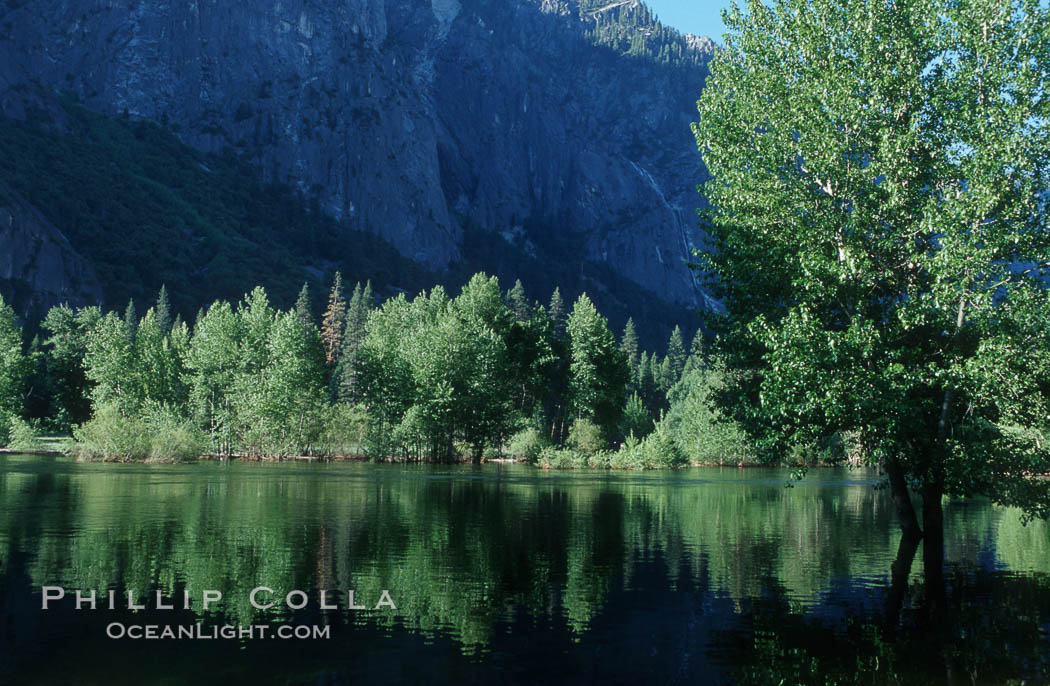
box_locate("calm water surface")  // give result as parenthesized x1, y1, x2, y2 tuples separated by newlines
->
(0, 455, 1048, 684)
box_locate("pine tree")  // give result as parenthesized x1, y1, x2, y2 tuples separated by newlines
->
(684, 329, 707, 376)
(123, 299, 137, 345)
(658, 356, 674, 394)
(361, 280, 374, 314)
(321, 271, 346, 365)
(333, 282, 363, 403)
(666, 325, 687, 382)
(155, 285, 172, 335)
(621, 317, 640, 388)
(294, 283, 313, 328)
(346, 282, 364, 349)
(548, 287, 566, 339)
(638, 351, 654, 408)
(506, 279, 529, 323)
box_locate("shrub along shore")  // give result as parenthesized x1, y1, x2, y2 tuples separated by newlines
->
(1, 274, 856, 469)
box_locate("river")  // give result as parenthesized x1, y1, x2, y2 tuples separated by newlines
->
(1, 454, 1047, 684)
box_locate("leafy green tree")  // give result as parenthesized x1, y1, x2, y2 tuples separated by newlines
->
(131, 308, 188, 410)
(0, 294, 28, 436)
(505, 302, 558, 422)
(665, 362, 752, 466)
(184, 301, 243, 456)
(566, 294, 629, 441)
(237, 286, 275, 375)
(692, 0, 1050, 570)
(84, 311, 137, 415)
(657, 356, 674, 396)
(450, 274, 516, 459)
(356, 294, 420, 458)
(40, 305, 101, 427)
(254, 310, 327, 455)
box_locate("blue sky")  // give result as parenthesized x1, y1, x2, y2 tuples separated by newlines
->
(643, 1, 730, 41)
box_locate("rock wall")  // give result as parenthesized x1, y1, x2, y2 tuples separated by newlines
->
(0, 0, 714, 307)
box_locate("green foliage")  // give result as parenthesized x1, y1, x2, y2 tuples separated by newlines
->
(40, 304, 101, 427)
(567, 294, 630, 439)
(665, 325, 687, 382)
(573, 0, 710, 70)
(535, 446, 596, 470)
(46, 271, 694, 464)
(693, 0, 1050, 520)
(5, 416, 44, 451)
(314, 403, 369, 458)
(356, 274, 518, 461)
(618, 392, 653, 441)
(506, 426, 549, 463)
(73, 402, 204, 462)
(0, 293, 28, 422)
(665, 362, 754, 466)
(567, 417, 606, 457)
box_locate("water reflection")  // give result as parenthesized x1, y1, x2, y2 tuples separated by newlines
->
(0, 455, 1048, 684)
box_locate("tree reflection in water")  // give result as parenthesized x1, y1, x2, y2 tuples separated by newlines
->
(0, 457, 1047, 684)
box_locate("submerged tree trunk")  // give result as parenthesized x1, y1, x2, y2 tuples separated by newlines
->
(923, 480, 946, 616)
(882, 454, 924, 631)
(884, 528, 921, 633)
(884, 455, 922, 539)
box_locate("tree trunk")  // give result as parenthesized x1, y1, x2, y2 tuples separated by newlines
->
(881, 454, 924, 631)
(884, 455, 923, 539)
(884, 527, 921, 633)
(922, 480, 946, 617)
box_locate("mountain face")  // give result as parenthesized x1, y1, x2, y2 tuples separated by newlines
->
(0, 181, 103, 318)
(0, 0, 714, 315)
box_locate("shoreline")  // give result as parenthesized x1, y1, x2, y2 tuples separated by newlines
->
(2, 448, 826, 470)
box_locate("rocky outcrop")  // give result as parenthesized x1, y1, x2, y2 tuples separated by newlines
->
(0, 182, 104, 318)
(0, 0, 714, 308)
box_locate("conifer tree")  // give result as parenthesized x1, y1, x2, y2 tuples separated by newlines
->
(321, 272, 346, 365)
(346, 282, 364, 350)
(361, 280, 374, 315)
(294, 283, 313, 328)
(666, 325, 687, 382)
(155, 285, 172, 335)
(638, 351, 654, 408)
(658, 356, 674, 394)
(123, 299, 137, 345)
(506, 279, 530, 323)
(548, 287, 566, 339)
(621, 317, 640, 388)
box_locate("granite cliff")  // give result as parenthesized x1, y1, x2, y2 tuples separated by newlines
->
(0, 0, 715, 319)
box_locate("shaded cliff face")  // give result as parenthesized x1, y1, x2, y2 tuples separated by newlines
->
(0, 0, 713, 308)
(0, 182, 103, 319)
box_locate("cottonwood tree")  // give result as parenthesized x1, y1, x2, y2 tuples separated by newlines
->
(0, 294, 28, 435)
(693, 0, 1050, 589)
